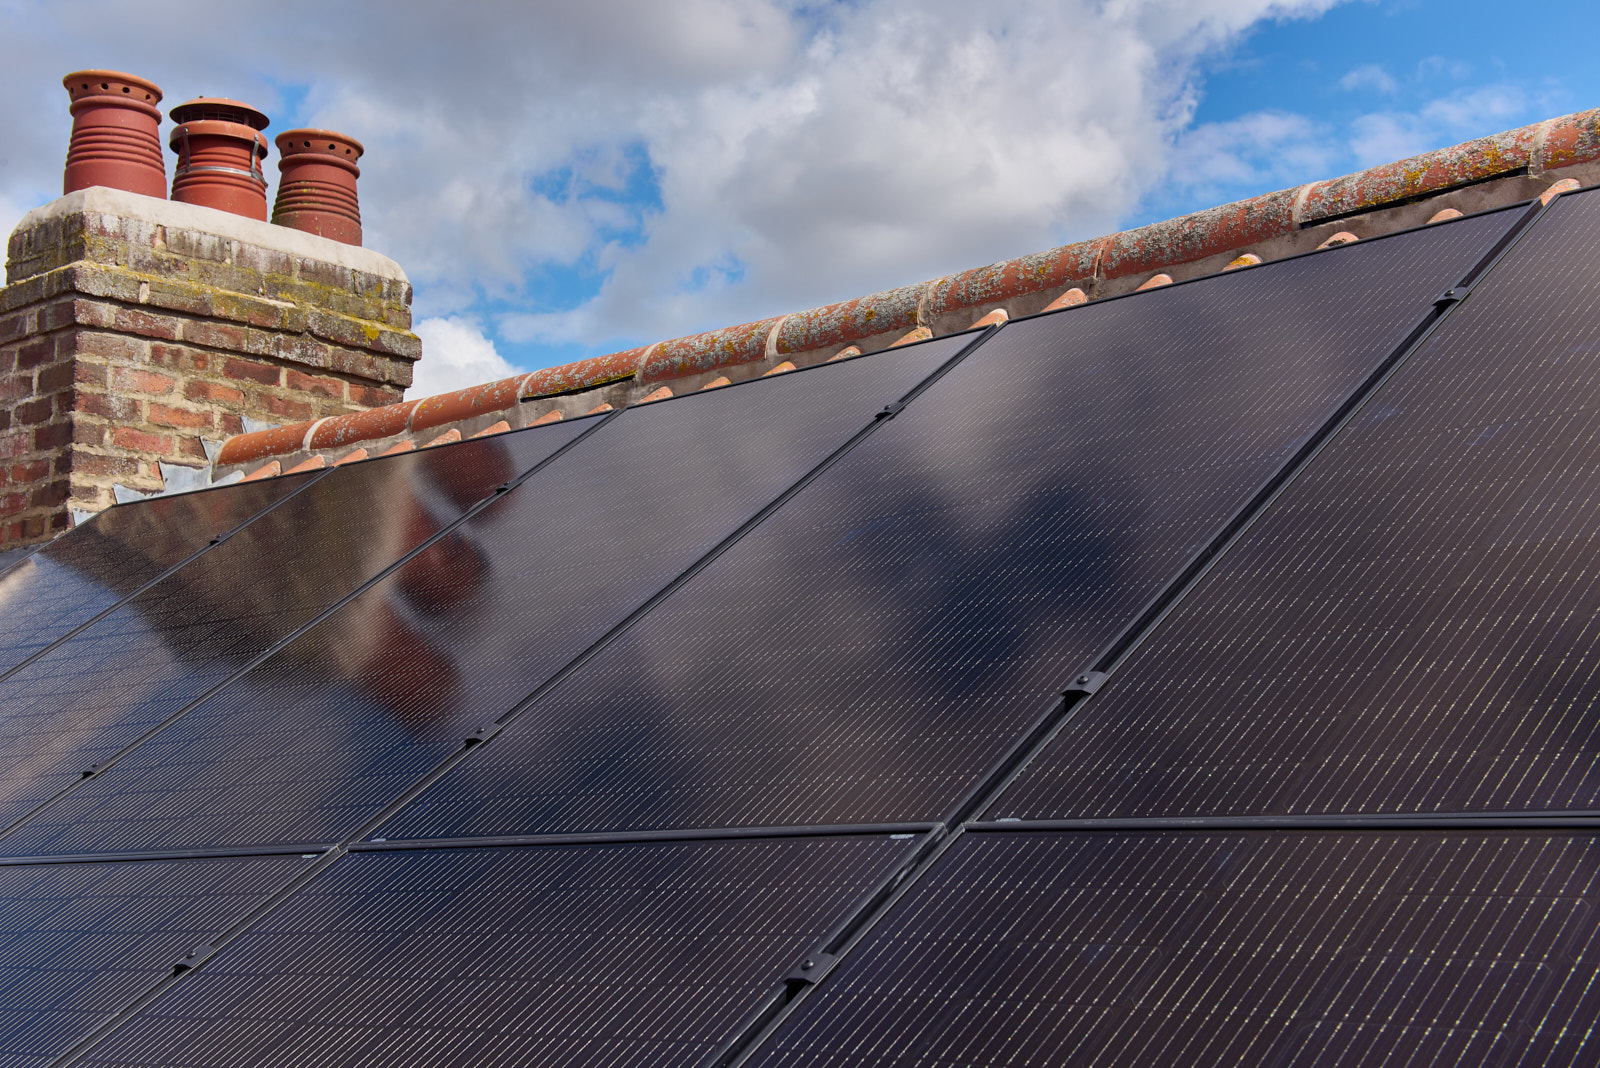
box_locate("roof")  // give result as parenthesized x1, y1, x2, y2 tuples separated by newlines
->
(205, 108, 1600, 480)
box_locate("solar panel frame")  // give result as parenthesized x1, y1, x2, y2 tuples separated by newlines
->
(368, 204, 1529, 845)
(987, 185, 1600, 823)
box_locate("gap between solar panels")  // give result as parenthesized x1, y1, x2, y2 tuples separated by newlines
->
(0, 465, 335, 683)
(0, 412, 615, 850)
(708, 191, 1565, 1068)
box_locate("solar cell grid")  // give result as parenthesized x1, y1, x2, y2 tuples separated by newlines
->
(994, 187, 1600, 820)
(748, 830, 1600, 1068)
(0, 337, 972, 857)
(374, 207, 1519, 843)
(78, 835, 917, 1068)
(0, 854, 302, 1067)
(0, 472, 317, 676)
(0, 423, 588, 838)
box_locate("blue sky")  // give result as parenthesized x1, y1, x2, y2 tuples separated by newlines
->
(1, 0, 1596, 396)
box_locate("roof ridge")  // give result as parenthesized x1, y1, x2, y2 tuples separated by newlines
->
(215, 107, 1600, 470)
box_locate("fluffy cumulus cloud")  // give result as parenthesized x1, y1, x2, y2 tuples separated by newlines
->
(13, 0, 1538, 400)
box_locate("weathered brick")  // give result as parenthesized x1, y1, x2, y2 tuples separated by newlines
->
(177, 435, 208, 460)
(74, 360, 108, 389)
(40, 300, 80, 331)
(76, 391, 140, 421)
(111, 426, 172, 453)
(149, 343, 210, 374)
(183, 380, 245, 406)
(29, 480, 67, 508)
(148, 403, 213, 430)
(75, 331, 148, 363)
(183, 321, 246, 351)
(219, 412, 244, 436)
(0, 493, 26, 517)
(284, 369, 343, 399)
(262, 394, 314, 422)
(37, 362, 74, 393)
(72, 452, 137, 478)
(112, 367, 176, 394)
(33, 422, 71, 450)
(13, 398, 52, 426)
(113, 307, 182, 341)
(70, 421, 106, 447)
(8, 459, 49, 483)
(0, 376, 34, 403)
(223, 358, 280, 387)
(0, 432, 32, 460)
(15, 338, 56, 370)
(348, 381, 402, 408)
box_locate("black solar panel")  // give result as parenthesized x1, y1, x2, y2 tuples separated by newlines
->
(996, 189, 1600, 820)
(748, 829, 1600, 1068)
(0, 424, 588, 837)
(1, 338, 971, 857)
(373, 209, 1518, 842)
(0, 473, 317, 675)
(79, 835, 917, 1068)
(0, 854, 302, 1067)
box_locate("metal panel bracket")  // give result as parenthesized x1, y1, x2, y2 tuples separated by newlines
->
(1064, 671, 1108, 696)
(785, 949, 839, 988)
(170, 942, 218, 975)
(875, 400, 906, 420)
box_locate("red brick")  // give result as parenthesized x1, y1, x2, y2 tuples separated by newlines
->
(15, 339, 56, 371)
(13, 398, 52, 425)
(150, 344, 210, 374)
(0, 493, 26, 517)
(8, 460, 49, 483)
(76, 391, 138, 421)
(37, 362, 73, 393)
(112, 367, 176, 395)
(113, 307, 181, 340)
(74, 332, 146, 362)
(148, 403, 213, 430)
(70, 453, 135, 478)
(348, 382, 402, 408)
(40, 300, 79, 331)
(262, 394, 314, 422)
(0, 376, 33, 403)
(183, 321, 246, 350)
(223, 358, 279, 387)
(29, 480, 67, 508)
(33, 422, 71, 450)
(285, 369, 343, 399)
(0, 314, 25, 344)
(219, 413, 244, 436)
(0, 432, 32, 461)
(183, 380, 246, 406)
(74, 361, 108, 389)
(177, 435, 208, 460)
(71, 421, 107, 447)
(111, 426, 172, 453)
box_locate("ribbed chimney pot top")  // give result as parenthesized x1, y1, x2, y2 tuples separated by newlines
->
(168, 97, 269, 130)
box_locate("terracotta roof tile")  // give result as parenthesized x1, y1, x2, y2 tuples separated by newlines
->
(379, 440, 415, 456)
(827, 346, 862, 362)
(1224, 254, 1262, 271)
(700, 376, 733, 390)
(1428, 208, 1464, 223)
(410, 376, 522, 434)
(761, 362, 796, 377)
(529, 410, 564, 425)
(284, 455, 326, 474)
(1136, 273, 1174, 291)
(639, 386, 674, 403)
(890, 326, 933, 347)
(469, 420, 511, 439)
(423, 429, 462, 448)
(334, 448, 368, 465)
(585, 403, 614, 415)
(1042, 287, 1088, 311)
(240, 460, 281, 481)
(970, 309, 1009, 327)
(1317, 231, 1359, 250)
(1543, 177, 1581, 204)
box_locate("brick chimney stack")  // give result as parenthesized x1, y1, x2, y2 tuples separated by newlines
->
(0, 187, 419, 547)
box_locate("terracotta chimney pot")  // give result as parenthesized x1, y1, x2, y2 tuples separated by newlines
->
(168, 97, 270, 220)
(272, 129, 364, 245)
(61, 70, 166, 198)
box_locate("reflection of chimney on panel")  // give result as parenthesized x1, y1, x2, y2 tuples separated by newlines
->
(61, 70, 167, 198)
(274, 130, 365, 246)
(168, 98, 271, 220)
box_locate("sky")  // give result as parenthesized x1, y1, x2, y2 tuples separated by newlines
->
(0, 0, 1595, 398)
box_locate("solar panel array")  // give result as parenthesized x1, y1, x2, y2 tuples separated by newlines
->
(3, 190, 1599, 1067)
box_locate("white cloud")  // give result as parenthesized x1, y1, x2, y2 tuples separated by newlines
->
(1348, 83, 1531, 166)
(410, 317, 519, 398)
(1, 0, 1348, 373)
(1340, 64, 1398, 94)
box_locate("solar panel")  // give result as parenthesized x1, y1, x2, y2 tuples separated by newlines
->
(78, 835, 917, 1068)
(0, 472, 317, 675)
(0, 423, 589, 837)
(0, 854, 302, 1066)
(1, 337, 973, 856)
(747, 829, 1600, 1068)
(373, 209, 1520, 843)
(995, 189, 1600, 820)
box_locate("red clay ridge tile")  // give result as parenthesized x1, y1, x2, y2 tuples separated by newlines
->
(1301, 123, 1538, 224)
(1317, 232, 1359, 250)
(470, 420, 511, 439)
(424, 429, 462, 448)
(335, 449, 369, 466)
(379, 440, 415, 457)
(923, 239, 1107, 324)
(309, 399, 420, 451)
(585, 403, 614, 415)
(520, 349, 641, 400)
(530, 410, 564, 426)
(241, 460, 281, 482)
(1427, 208, 1464, 223)
(1043, 288, 1088, 312)
(774, 283, 924, 356)
(410, 376, 523, 434)
(762, 361, 796, 377)
(1538, 111, 1600, 172)
(285, 455, 326, 474)
(1101, 188, 1299, 282)
(216, 421, 314, 466)
(641, 319, 781, 384)
(1224, 254, 1262, 271)
(827, 346, 862, 362)
(638, 386, 674, 404)
(1542, 177, 1581, 204)
(891, 326, 933, 347)
(970, 309, 1008, 328)
(1135, 274, 1173, 292)
(700, 376, 733, 390)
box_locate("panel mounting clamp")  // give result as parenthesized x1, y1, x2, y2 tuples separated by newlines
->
(464, 723, 498, 746)
(170, 942, 219, 975)
(785, 949, 839, 987)
(1063, 671, 1108, 696)
(875, 400, 906, 420)
(1434, 280, 1478, 308)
